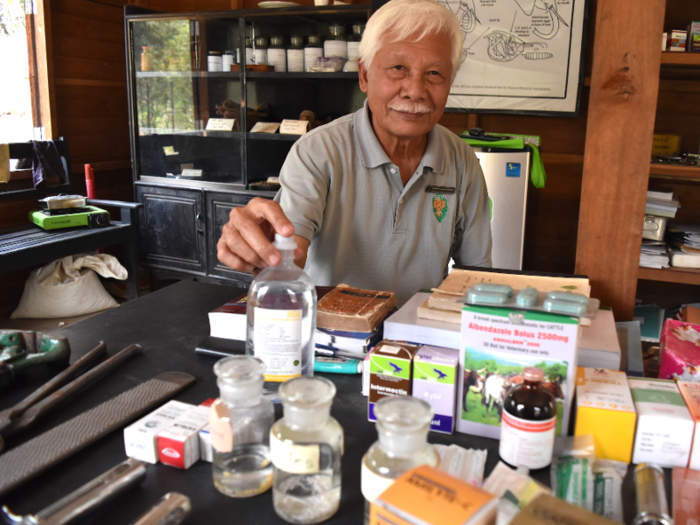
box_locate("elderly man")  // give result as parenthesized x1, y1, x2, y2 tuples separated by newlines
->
(217, 0, 491, 305)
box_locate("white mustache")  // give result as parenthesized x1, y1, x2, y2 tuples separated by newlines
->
(388, 102, 432, 114)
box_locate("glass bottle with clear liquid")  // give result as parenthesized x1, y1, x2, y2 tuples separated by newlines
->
(270, 377, 343, 524)
(361, 396, 439, 524)
(246, 232, 317, 393)
(210, 356, 275, 497)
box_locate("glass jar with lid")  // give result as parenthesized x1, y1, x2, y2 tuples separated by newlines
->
(287, 36, 305, 72)
(207, 50, 223, 72)
(254, 37, 268, 65)
(245, 38, 255, 65)
(267, 36, 287, 72)
(347, 23, 364, 61)
(324, 24, 347, 60)
(304, 35, 323, 72)
(270, 376, 342, 524)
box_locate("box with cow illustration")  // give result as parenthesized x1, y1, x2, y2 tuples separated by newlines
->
(574, 368, 636, 463)
(368, 341, 421, 422)
(412, 345, 459, 434)
(457, 304, 579, 439)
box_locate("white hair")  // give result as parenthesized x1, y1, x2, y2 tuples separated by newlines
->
(358, 0, 462, 81)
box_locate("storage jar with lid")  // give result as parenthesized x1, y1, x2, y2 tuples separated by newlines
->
(245, 38, 255, 65)
(324, 24, 347, 60)
(304, 35, 323, 72)
(268, 36, 287, 72)
(254, 37, 268, 65)
(287, 36, 305, 72)
(208, 51, 223, 72)
(347, 23, 364, 61)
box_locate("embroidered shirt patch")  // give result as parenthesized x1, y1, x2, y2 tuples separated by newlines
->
(432, 194, 448, 223)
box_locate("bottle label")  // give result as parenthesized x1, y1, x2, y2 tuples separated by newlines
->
(209, 400, 233, 453)
(254, 48, 267, 65)
(287, 49, 304, 72)
(254, 307, 303, 382)
(499, 410, 556, 469)
(246, 47, 255, 65)
(361, 463, 394, 502)
(267, 48, 286, 72)
(323, 40, 347, 59)
(347, 41, 360, 61)
(270, 434, 320, 474)
(304, 48, 323, 71)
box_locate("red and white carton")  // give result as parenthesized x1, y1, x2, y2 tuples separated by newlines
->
(123, 400, 193, 464)
(677, 381, 700, 469)
(157, 405, 210, 469)
(659, 319, 700, 383)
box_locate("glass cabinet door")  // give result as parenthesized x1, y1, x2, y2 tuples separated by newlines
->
(129, 16, 245, 186)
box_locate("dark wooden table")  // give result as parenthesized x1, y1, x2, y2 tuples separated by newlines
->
(0, 279, 659, 524)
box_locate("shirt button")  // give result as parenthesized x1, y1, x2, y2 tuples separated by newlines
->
(390, 168, 396, 174)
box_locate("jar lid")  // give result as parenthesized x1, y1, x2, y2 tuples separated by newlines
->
(290, 35, 304, 46)
(374, 396, 432, 433)
(307, 35, 322, 44)
(279, 376, 336, 409)
(223, 50, 235, 55)
(270, 36, 284, 46)
(522, 367, 545, 382)
(352, 23, 365, 34)
(329, 24, 346, 36)
(255, 37, 267, 46)
(208, 50, 222, 56)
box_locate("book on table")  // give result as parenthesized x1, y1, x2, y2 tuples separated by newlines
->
(316, 283, 396, 333)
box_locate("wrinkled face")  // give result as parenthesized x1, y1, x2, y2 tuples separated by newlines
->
(359, 32, 453, 144)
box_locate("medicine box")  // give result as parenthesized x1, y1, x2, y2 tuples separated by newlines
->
(628, 377, 694, 468)
(369, 465, 498, 525)
(658, 319, 700, 383)
(667, 30, 687, 52)
(157, 404, 211, 469)
(123, 400, 193, 464)
(652, 134, 681, 157)
(412, 345, 458, 434)
(574, 367, 636, 463)
(368, 341, 421, 422)
(675, 381, 700, 469)
(199, 425, 213, 463)
(688, 22, 700, 52)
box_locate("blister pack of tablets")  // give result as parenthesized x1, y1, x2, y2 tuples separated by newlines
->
(459, 283, 600, 319)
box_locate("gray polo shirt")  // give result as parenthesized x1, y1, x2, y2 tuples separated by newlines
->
(275, 100, 492, 306)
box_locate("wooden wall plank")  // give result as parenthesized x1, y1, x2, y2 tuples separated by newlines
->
(53, 56, 129, 82)
(53, 12, 124, 43)
(575, 0, 666, 320)
(54, 35, 127, 63)
(53, 0, 124, 23)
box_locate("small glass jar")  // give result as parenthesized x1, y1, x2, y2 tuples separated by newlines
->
(324, 24, 347, 60)
(304, 36, 323, 72)
(245, 38, 255, 65)
(254, 37, 268, 65)
(207, 50, 222, 72)
(268, 36, 287, 72)
(287, 36, 305, 73)
(222, 50, 235, 71)
(270, 377, 342, 524)
(347, 23, 364, 61)
(361, 396, 438, 524)
(210, 356, 275, 498)
(140, 46, 152, 72)
(499, 367, 557, 470)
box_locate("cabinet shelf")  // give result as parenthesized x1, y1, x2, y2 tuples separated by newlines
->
(649, 163, 700, 180)
(661, 52, 700, 67)
(135, 71, 359, 80)
(638, 266, 700, 285)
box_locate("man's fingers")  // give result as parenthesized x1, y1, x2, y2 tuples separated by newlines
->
(218, 221, 269, 271)
(247, 198, 295, 238)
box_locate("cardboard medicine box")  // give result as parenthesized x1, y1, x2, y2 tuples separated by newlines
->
(658, 319, 700, 383)
(667, 29, 687, 52)
(123, 400, 193, 464)
(677, 381, 700, 469)
(574, 367, 636, 463)
(412, 345, 459, 434)
(628, 377, 694, 468)
(157, 404, 211, 469)
(369, 465, 498, 525)
(368, 341, 421, 422)
(688, 21, 700, 52)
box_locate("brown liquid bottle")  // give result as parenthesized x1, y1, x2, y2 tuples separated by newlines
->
(499, 367, 557, 469)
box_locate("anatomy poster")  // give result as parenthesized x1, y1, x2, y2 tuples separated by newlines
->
(439, 0, 587, 115)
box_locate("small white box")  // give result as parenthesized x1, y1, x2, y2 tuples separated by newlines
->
(123, 400, 193, 464)
(157, 405, 211, 469)
(629, 377, 695, 467)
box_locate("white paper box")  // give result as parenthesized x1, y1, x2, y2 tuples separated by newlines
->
(157, 405, 211, 469)
(123, 400, 193, 463)
(629, 377, 694, 467)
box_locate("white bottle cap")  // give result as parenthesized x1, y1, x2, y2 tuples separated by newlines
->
(274, 233, 297, 250)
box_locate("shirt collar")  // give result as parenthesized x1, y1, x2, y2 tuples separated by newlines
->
(353, 99, 445, 173)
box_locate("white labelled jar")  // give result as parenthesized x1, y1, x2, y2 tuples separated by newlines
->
(304, 35, 323, 72)
(245, 38, 255, 65)
(254, 37, 268, 65)
(207, 51, 222, 72)
(268, 36, 287, 72)
(222, 50, 234, 71)
(287, 35, 305, 72)
(323, 24, 347, 60)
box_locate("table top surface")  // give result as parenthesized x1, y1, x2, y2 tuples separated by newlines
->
(0, 279, 650, 524)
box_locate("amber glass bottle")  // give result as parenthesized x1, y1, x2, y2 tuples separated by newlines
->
(499, 367, 556, 469)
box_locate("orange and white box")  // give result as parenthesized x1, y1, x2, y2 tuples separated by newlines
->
(574, 367, 636, 463)
(677, 381, 700, 469)
(123, 400, 193, 464)
(157, 405, 210, 469)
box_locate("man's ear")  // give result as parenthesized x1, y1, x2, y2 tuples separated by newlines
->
(358, 59, 369, 93)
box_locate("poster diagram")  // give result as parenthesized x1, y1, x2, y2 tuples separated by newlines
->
(438, 0, 586, 115)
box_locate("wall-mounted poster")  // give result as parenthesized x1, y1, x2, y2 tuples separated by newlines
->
(439, 0, 588, 116)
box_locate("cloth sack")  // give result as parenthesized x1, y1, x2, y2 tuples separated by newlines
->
(11, 253, 127, 319)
